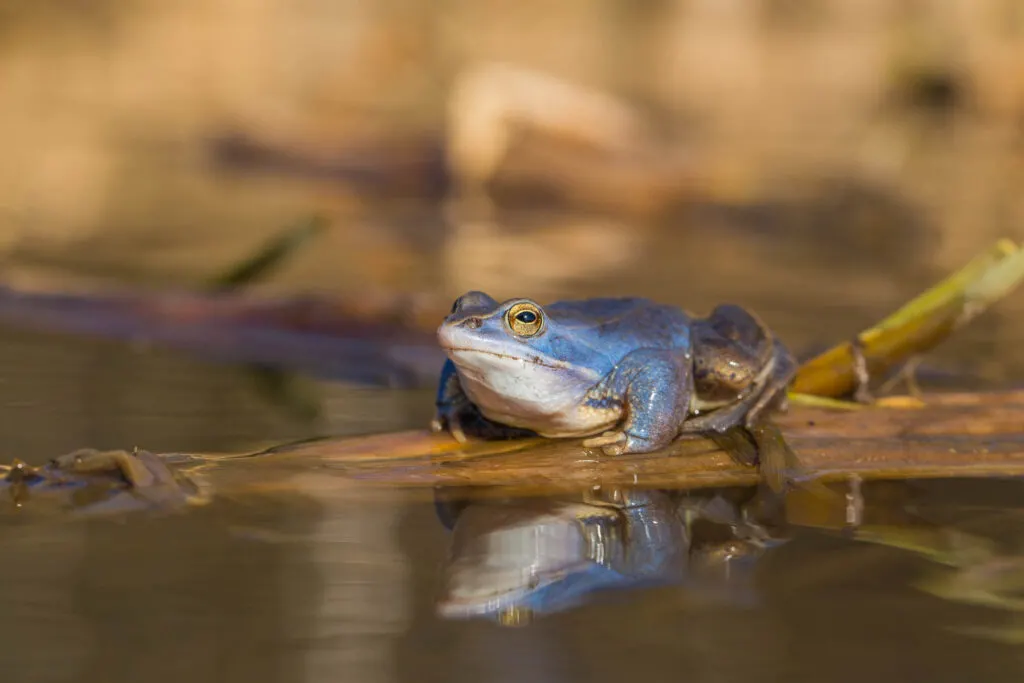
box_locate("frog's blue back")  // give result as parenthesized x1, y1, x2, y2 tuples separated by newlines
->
(539, 297, 693, 376)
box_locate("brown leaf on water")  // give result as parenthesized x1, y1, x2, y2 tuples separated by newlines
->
(5, 390, 1024, 515)
(220, 390, 1024, 498)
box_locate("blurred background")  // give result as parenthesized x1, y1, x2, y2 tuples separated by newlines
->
(2, 1, 1023, 348)
(2, 2, 1024, 682)
(1, 0, 1021, 291)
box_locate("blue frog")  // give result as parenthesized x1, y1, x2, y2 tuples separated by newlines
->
(431, 291, 796, 459)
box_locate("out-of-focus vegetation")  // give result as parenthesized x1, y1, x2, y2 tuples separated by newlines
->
(0, 0, 1023, 380)
(1, 3, 1021, 257)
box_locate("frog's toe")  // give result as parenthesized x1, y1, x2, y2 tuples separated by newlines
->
(432, 409, 469, 443)
(449, 422, 468, 444)
(617, 433, 667, 455)
(447, 415, 469, 444)
(582, 431, 626, 450)
(584, 431, 667, 456)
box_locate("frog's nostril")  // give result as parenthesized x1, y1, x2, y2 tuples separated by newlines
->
(464, 317, 483, 329)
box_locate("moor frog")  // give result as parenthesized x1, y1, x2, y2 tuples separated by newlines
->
(430, 291, 797, 464)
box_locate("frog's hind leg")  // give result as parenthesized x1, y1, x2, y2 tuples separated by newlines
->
(682, 342, 800, 493)
(745, 420, 800, 495)
(742, 339, 798, 428)
(681, 339, 797, 434)
(700, 420, 796, 495)
(701, 419, 800, 499)
(705, 426, 759, 467)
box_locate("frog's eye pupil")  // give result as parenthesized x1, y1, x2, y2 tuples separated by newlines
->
(506, 303, 543, 336)
(516, 311, 537, 324)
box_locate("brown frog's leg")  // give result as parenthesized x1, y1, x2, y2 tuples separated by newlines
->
(746, 420, 799, 495)
(431, 359, 536, 442)
(702, 416, 795, 495)
(704, 427, 760, 467)
(741, 339, 798, 428)
(685, 324, 801, 494)
(681, 339, 796, 435)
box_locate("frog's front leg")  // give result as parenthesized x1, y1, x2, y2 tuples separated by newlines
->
(430, 359, 473, 442)
(581, 349, 693, 456)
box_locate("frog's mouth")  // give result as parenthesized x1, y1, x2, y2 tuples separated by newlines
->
(440, 345, 578, 372)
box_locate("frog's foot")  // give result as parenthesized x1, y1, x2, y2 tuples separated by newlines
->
(431, 407, 469, 444)
(582, 430, 624, 448)
(706, 427, 759, 467)
(582, 430, 626, 453)
(706, 421, 801, 495)
(582, 430, 667, 456)
(433, 403, 537, 442)
(746, 421, 796, 495)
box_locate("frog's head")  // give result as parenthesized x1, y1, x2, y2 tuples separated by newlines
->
(436, 291, 605, 424)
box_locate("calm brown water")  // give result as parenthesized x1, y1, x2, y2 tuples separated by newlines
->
(0, 210, 1023, 683)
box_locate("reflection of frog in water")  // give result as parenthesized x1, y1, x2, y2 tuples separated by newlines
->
(434, 485, 785, 625)
(431, 291, 797, 480)
(434, 480, 1024, 627)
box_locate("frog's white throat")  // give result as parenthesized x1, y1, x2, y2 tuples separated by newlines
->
(446, 348, 613, 437)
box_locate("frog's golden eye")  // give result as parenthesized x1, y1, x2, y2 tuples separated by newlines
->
(506, 302, 544, 337)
